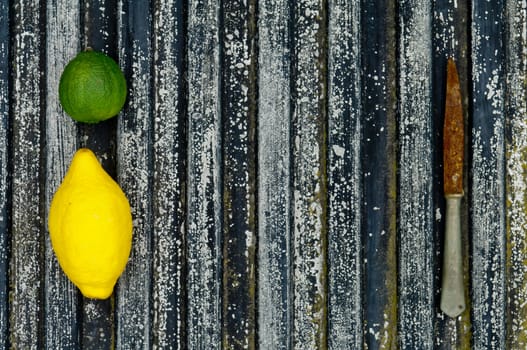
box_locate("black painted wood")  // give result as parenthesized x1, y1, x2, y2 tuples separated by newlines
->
(150, 0, 187, 347)
(221, 0, 258, 348)
(290, 0, 328, 347)
(186, 0, 223, 348)
(9, 0, 46, 347)
(397, 0, 434, 348)
(0, 0, 525, 349)
(360, 0, 398, 347)
(0, 1, 9, 348)
(256, 0, 292, 348)
(45, 1, 81, 348)
(505, 1, 527, 348)
(470, 1, 507, 348)
(116, 0, 155, 347)
(327, 0, 362, 348)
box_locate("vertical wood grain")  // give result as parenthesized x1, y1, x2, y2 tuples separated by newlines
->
(470, 1, 506, 349)
(2, 1, 527, 348)
(0, 1, 9, 348)
(151, 0, 187, 347)
(79, 1, 118, 348)
(116, 0, 154, 348)
(82, 300, 113, 348)
(505, 0, 527, 348)
(327, 0, 363, 348)
(79, 0, 118, 174)
(398, 0, 434, 348)
(360, 0, 398, 348)
(81, 0, 118, 59)
(221, 0, 258, 348)
(9, 0, 45, 347)
(44, 1, 81, 348)
(291, 0, 328, 347)
(186, 0, 223, 348)
(256, 0, 292, 348)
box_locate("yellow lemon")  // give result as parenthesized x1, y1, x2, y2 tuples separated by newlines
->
(48, 148, 133, 299)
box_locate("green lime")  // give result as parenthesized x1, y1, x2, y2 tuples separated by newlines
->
(59, 49, 127, 123)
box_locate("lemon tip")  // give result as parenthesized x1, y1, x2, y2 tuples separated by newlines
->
(79, 284, 115, 300)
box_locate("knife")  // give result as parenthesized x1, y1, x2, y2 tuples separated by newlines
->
(440, 58, 466, 318)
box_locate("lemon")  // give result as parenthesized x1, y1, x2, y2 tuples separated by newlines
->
(59, 49, 127, 123)
(48, 148, 133, 299)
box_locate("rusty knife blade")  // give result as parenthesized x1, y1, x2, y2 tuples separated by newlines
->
(440, 58, 466, 318)
(443, 58, 464, 195)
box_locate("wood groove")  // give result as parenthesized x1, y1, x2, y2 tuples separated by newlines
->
(0, 1, 525, 348)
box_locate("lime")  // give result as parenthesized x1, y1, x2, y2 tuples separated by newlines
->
(59, 49, 127, 123)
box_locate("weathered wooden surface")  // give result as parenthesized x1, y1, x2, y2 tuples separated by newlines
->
(45, 0, 80, 348)
(470, 1, 506, 349)
(221, 1, 258, 349)
(291, 0, 328, 348)
(0, 1, 10, 347)
(150, 0, 186, 347)
(186, 0, 223, 348)
(327, 0, 362, 348)
(116, 0, 154, 347)
(398, 0, 434, 348)
(257, 0, 292, 348)
(360, 0, 398, 348)
(506, 0, 527, 348)
(1, 0, 527, 349)
(10, 0, 44, 347)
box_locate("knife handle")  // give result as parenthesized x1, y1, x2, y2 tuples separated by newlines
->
(440, 194, 466, 318)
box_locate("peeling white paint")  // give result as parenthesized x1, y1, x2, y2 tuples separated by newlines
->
(398, 1, 435, 349)
(291, 1, 327, 348)
(150, 0, 185, 348)
(505, 0, 527, 347)
(0, 3, 10, 346)
(3, 0, 526, 348)
(115, 3, 154, 348)
(8, 1, 47, 347)
(186, 0, 223, 348)
(470, 4, 506, 347)
(43, 0, 81, 348)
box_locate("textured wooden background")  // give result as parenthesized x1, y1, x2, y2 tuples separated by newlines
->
(0, 0, 525, 349)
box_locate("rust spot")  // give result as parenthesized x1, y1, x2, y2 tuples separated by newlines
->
(443, 58, 464, 195)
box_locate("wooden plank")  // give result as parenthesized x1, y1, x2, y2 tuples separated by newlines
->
(150, 0, 186, 347)
(256, 0, 292, 348)
(221, 0, 257, 348)
(115, 0, 154, 347)
(79, 0, 118, 174)
(470, 1, 507, 348)
(326, 0, 362, 348)
(432, 0, 472, 348)
(82, 301, 113, 347)
(0, 2, 523, 348)
(291, 0, 328, 347)
(79, 1, 119, 348)
(505, 1, 527, 348)
(397, 1, 434, 348)
(44, 1, 81, 348)
(81, 0, 119, 61)
(186, 0, 223, 348)
(9, 0, 44, 347)
(0, 1, 9, 348)
(360, 0, 398, 348)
